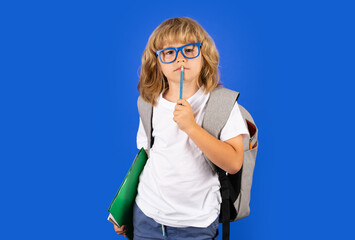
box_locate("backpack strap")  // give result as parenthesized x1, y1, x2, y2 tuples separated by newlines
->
(137, 96, 153, 156)
(202, 86, 240, 240)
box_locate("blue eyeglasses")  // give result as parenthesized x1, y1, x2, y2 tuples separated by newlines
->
(155, 42, 202, 64)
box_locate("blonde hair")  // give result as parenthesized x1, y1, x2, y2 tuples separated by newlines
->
(137, 17, 221, 105)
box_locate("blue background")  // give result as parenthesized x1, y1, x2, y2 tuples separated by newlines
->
(1, 0, 354, 239)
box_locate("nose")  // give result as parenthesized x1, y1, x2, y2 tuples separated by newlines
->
(176, 50, 186, 63)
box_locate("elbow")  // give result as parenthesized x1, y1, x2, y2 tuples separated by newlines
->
(228, 163, 242, 175)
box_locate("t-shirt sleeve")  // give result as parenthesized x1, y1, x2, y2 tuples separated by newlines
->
(136, 117, 148, 150)
(220, 101, 250, 142)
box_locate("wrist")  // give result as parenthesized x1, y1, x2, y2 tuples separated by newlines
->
(186, 122, 200, 136)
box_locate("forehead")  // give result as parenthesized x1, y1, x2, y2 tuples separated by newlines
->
(156, 31, 199, 50)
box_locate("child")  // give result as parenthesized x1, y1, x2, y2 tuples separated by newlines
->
(112, 17, 249, 239)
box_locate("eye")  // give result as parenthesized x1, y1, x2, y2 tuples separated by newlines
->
(163, 50, 175, 55)
(184, 45, 196, 53)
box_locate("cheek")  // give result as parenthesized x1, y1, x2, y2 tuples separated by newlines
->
(158, 63, 169, 76)
(193, 57, 203, 74)
(161, 68, 171, 78)
(196, 55, 203, 66)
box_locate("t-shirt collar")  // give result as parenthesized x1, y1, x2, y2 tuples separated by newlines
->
(158, 86, 205, 109)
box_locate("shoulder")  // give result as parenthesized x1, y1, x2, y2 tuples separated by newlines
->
(137, 95, 153, 119)
(137, 95, 153, 107)
(211, 86, 239, 95)
(208, 86, 240, 105)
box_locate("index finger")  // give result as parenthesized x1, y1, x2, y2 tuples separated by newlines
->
(177, 98, 187, 105)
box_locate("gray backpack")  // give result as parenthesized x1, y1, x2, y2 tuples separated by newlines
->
(137, 86, 258, 240)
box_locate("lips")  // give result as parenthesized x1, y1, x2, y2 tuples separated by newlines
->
(174, 67, 189, 71)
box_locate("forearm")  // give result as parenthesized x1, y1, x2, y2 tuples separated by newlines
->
(186, 123, 243, 174)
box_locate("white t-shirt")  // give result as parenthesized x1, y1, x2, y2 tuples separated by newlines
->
(135, 87, 249, 228)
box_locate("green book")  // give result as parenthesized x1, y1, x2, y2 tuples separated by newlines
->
(108, 148, 148, 240)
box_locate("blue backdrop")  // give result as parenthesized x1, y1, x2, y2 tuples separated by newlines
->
(1, 0, 354, 239)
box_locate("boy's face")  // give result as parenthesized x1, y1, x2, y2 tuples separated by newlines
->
(158, 42, 203, 86)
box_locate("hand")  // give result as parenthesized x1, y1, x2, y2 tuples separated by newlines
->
(109, 219, 127, 237)
(173, 99, 197, 134)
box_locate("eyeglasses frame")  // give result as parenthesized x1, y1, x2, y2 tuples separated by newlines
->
(155, 42, 202, 64)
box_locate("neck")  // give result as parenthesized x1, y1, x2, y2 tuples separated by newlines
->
(163, 80, 199, 103)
